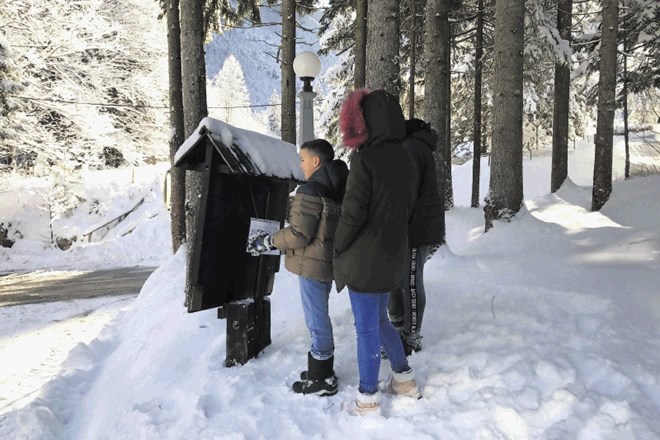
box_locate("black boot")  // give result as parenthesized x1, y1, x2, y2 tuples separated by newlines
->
(292, 352, 338, 396)
(401, 332, 423, 356)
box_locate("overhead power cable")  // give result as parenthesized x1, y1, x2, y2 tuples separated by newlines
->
(15, 95, 281, 109)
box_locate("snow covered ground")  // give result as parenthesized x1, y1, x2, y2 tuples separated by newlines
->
(0, 135, 659, 439)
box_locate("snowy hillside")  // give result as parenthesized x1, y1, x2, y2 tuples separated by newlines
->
(205, 5, 336, 108)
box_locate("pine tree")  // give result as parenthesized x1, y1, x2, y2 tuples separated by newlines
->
(317, 49, 353, 160)
(267, 90, 282, 137)
(423, 0, 450, 244)
(484, 0, 525, 231)
(354, 0, 368, 89)
(165, 0, 186, 252)
(618, 0, 659, 96)
(471, 0, 485, 208)
(442, 0, 496, 184)
(406, 0, 418, 118)
(201, 0, 262, 36)
(280, 0, 296, 144)
(317, 2, 359, 152)
(551, 0, 573, 193)
(208, 55, 253, 128)
(180, 0, 208, 311)
(617, 0, 659, 177)
(366, 0, 400, 97)
(180, 0, 208, 132)
(521, 0, 575, 161)
(592, 0, 619, 211)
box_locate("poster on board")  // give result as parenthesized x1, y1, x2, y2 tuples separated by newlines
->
(246, 218, 280, 255)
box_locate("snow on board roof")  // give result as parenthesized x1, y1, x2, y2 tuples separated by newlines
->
(174, 117, 304, 182)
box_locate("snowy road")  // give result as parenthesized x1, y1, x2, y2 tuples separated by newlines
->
(0, 267, 156, 307)
(0, 267, 155, 414)
(0, 294, 137, 415)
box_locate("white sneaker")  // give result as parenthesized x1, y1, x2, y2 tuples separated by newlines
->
(343, 390, 381, 416)
(384, 369, 422, 399)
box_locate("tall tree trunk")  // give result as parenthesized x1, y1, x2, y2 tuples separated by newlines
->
(551, 0, 573, 193)
(471, 0, 484, 208)
(484, 0, 524, 231)
(180, 0, 207, 136)
(280, 0, 296, 144)
(354, 0, 368, 90)
(366, 0, 400, 98)
(444, 29, 454, 209)
(423, 0, 449, 245)
(180, 0, 208, 301)
(592, 0, 618, 211)
(623, 16, 630, 180)
(408, 0, 417, 118)
(167, 0, 186, 252)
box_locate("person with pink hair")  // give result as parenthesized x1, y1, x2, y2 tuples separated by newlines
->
(333, 89, 422, 415)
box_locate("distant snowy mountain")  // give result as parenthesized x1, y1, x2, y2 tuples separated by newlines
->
(205, 5, 336, 107)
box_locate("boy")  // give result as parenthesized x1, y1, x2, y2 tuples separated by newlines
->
(249, 139, 348, 396)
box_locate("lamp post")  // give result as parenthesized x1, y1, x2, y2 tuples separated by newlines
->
(293, 51, 321, 145)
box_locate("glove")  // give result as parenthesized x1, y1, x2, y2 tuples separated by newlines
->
(248, 233, 275, 256)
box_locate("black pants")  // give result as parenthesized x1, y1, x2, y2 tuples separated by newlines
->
(388, 245, 429, 341)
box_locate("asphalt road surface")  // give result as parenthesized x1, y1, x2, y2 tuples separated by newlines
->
(0, 267, 157, 307)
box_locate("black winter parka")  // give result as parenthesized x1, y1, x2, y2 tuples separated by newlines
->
(404, 122, 444, 246)
(333, 90, 418, 293)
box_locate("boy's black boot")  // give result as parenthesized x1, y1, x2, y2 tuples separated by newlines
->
(293, 352, 338, 396)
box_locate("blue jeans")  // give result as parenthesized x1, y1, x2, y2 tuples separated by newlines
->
(349, 290, 411, 394)
(299, 276, 334, 360)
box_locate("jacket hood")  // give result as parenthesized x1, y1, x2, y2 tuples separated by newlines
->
(405, 118, 438, 151)
(308, 159, 349, 202)
(339, 89, 405, 150)
(406, 127, 439, 152)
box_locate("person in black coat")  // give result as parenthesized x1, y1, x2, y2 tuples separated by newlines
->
(388, 119, 444, 355)
(334, 89, 422, 415)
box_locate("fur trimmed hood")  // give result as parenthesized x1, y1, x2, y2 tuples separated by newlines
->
(339, 88, 405, 150)
(339, 88, 371, 149)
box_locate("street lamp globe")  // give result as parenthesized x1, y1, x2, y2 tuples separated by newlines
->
(293, 51, 321, 92)
(292, 51, 321, 145)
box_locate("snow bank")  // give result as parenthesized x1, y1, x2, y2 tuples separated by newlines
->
(0, 165, 172, 272)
